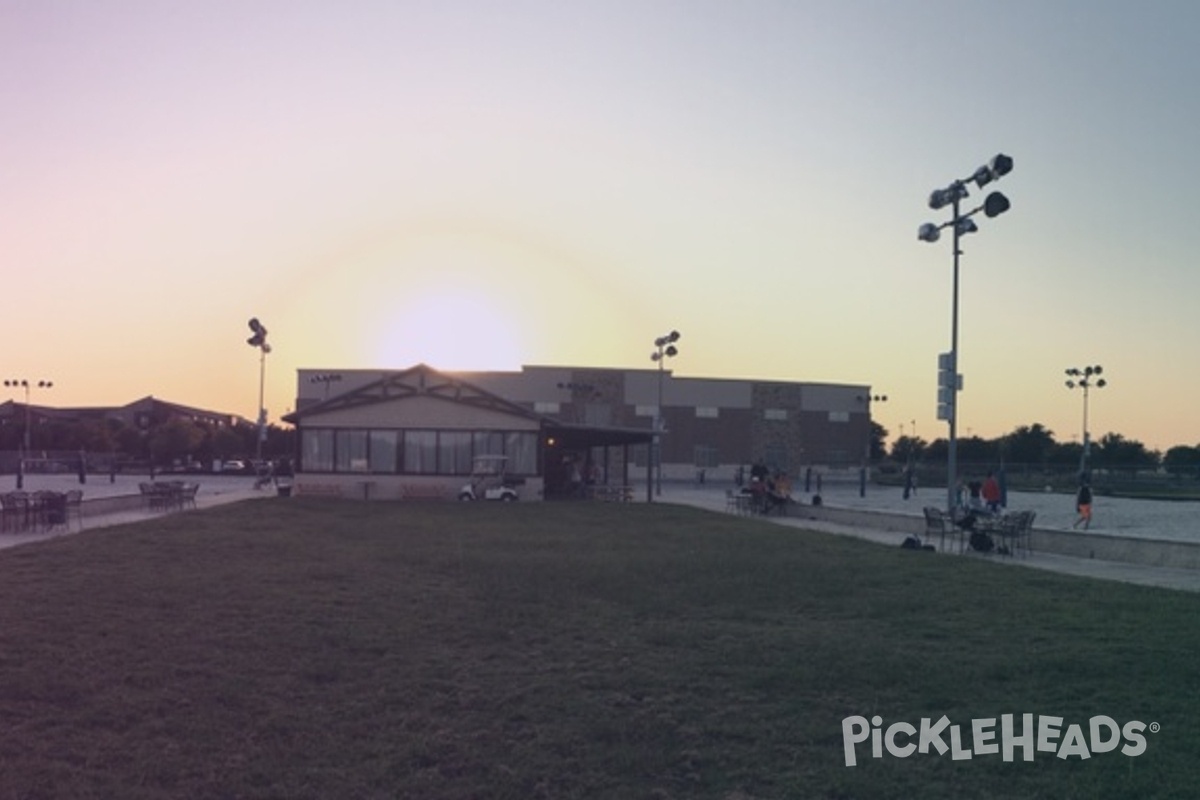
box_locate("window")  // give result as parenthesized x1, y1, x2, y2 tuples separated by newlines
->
(302, 429, 334, 472)
(404, 430, 438, 474)
(694, 445, 719, 468)
(474, 431, 505, 457)
(764, 443, 789, 473)
(534, 401, 560, 414)
(506, 431, 538, 475)
(828, 411, 850, 423)
(764, 408, 788, 421)
(634, 405, 657, 417)
(335, 430, 370, 472)
(440, 431, 474, 475)
(695, 406, 719, 418)
(369, 430, 399, 473)
(301, 427, 539, 476)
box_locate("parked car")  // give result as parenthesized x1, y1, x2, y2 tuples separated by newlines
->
(222, 459, 248, 473)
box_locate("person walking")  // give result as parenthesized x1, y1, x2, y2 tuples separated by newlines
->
(1073, 482, 1094, 530)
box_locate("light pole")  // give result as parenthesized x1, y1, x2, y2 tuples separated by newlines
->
(5, 379, 52, 490)
(650, 330, 680, 498)
(856, 393, 887, 497)
(5, 379, 53, 452)
(1065, 365, 1106, 479)
(919, 154, 1014, 512)
(246, 318, 271, 465)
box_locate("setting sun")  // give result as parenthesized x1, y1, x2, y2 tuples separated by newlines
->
(372, 286, 526, 371)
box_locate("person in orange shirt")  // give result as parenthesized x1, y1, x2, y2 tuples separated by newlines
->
(981, 471, 1002, 513)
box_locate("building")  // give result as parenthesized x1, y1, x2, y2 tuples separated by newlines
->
(284, 364, 654, 500)
(287, 364, 875, 500)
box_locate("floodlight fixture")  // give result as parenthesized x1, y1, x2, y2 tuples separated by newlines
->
(989, 153, 1014, 179)
(971, 165, 994, 188)
(983, 191, 1011, 218)
(955, 218, 979, 235)
(918, 222, 941, 243)
(247, 317, 271, 352)
(928, 183, 969, 211)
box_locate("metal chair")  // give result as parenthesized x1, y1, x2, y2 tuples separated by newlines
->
(1, 492, 30, 533)
(64, 490, 84, 531)
(923, 506, 962, 553)
(995, 510, 1035, 558)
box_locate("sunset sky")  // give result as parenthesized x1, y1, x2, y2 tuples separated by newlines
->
(3, 1, 1199, 452)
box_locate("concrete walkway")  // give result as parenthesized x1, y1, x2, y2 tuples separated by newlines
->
(0, 484, 271, 551)
(661, 486, 1200, 594)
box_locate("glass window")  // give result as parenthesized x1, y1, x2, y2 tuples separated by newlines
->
(404, 430, 437, 474)
(473, 431, 505, 458)
(694, 445, 719, 468)
(441, 431, 473, 475)
(302, 429, 334, 472)
(505, 431, 538, 475)
(369, 430, 399, 473)
(336, 430, 370, 472)
(696, 406, 719, 418)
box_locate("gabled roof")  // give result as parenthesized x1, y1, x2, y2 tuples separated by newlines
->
(282, 363, 548, 425)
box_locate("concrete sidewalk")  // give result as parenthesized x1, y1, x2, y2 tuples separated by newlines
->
(662, 486, 1200, 594)
(0, 486, 271, 551)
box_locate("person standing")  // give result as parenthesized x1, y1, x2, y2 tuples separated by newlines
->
(981, 471, 1002, 513)
(1073, 482, 1094, 530)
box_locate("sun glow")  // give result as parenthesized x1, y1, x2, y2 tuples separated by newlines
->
(373, 287, 525, 371)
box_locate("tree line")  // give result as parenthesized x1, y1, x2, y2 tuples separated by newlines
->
(0, 416, 295, 469)
(872, 422, 1200, 474)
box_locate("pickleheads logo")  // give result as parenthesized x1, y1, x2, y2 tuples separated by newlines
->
(842, 714, 1157, 767)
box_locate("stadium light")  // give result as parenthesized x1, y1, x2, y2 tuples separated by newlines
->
(246, 318, 271, 467)
(1065, 365, 1107, 479)
(649, 330, 681, 499)
(918, 154, 1014, 513)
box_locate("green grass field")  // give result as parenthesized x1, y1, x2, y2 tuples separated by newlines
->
(0, 499, 1196, 799)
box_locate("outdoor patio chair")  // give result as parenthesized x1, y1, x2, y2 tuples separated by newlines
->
(34, 491, 68, 532)
(1, 492, 30, 533)
(180, 483, 200, 510)
(923, 506, 962, 553)
(64, 490, 84, 531)
(995, 510, 1035, 558)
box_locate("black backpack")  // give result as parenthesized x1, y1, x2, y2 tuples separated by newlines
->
(969, 530, 995, 553)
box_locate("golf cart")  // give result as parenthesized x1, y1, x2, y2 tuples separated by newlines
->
(458, 455, 520, 502)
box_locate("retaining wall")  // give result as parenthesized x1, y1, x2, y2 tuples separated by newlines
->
(784, 502, 1200, 570)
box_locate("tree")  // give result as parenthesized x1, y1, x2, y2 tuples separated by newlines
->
(149, 419, 207, 467)
(1004, 424, 1057, 467)
(890, 435, 926, 463)
(1093, 433, 1158, 471)
(957, 435, 995, 465)
(870, 422, 888, 461)
(1163, 445, 1200, 476)
(1048, 441, 1084, 468)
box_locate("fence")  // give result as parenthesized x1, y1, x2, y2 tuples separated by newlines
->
(874, 460, 1200, 498)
